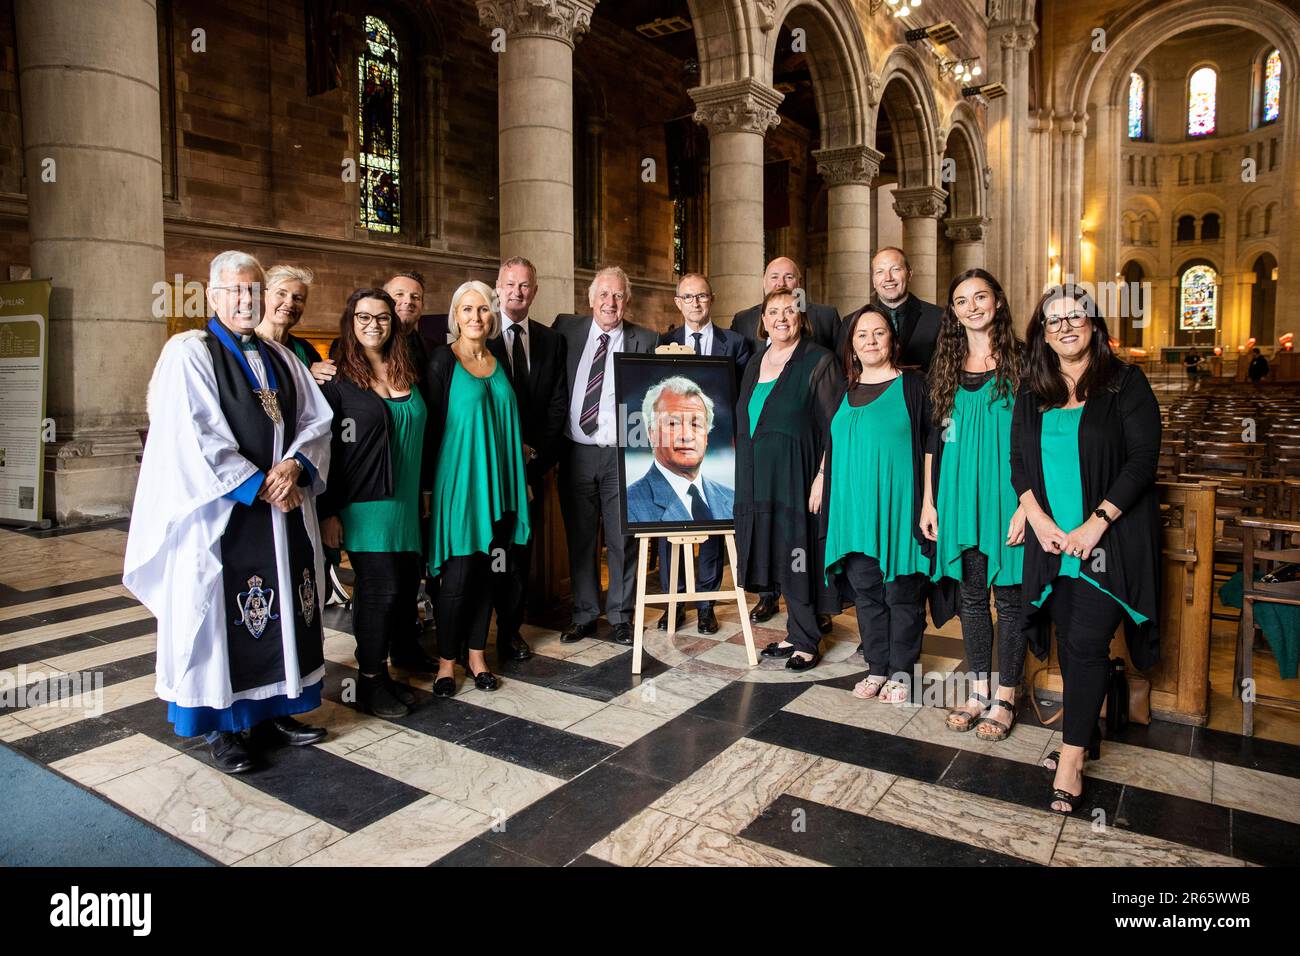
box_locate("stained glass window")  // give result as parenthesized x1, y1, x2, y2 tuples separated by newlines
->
(1263, 50, 1281, 124)
(1128, 73, 1145, 140)
(359, 16, 400, 233)
(1188, 67, 1216, 137)
(1180, 265, 1218, 331)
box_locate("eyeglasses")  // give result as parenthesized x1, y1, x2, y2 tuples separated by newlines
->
(1044, 312, 1090, 334)
(354, 312, 393, 327)
(675, 293, 713, 304)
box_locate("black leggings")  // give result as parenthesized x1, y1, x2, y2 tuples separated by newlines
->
(348, 550, 423, 675)
(1048, 576, 1125, 748)
(435, 518, 519, 660)
(958, 548, 1028, 689)
(841, 553, 928, 679)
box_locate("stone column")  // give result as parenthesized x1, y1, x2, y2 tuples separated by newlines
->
(893, 186, 948, 304)
(478, 0, 597, 324)
(813, 145, 882, 315)
(690, 79, 783, 323)
(946, 216, 989, 276)
(15, 0, 165, 524)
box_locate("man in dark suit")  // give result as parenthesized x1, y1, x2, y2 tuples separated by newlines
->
(652, 273, 748, 633)
(486, 256, 568, 662)
(731, 257, 841, 353)
(555, 267, 659, 646)
(840, 247, 943, 373)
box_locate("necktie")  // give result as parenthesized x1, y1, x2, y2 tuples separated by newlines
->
(688, 484, 713, 522)
(510, 324, 529, 399)
(691, 331, 703, 355)
(579, 332, 609, 437)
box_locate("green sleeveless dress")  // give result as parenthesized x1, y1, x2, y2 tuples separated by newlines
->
(933, 378, 1023, 587)
(427, 362, 531, 576)
(824, 377, 927, 582)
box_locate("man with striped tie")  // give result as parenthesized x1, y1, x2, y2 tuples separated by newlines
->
(555, 267, 659, 646)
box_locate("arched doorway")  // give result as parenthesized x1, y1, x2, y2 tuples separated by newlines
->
(1120, 259, 1148, 347)
(1252, 252, 1278, 345)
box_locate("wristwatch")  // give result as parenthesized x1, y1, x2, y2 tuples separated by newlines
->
(1094, 507, 1113, 525)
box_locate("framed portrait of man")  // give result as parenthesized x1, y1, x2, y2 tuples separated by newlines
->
(614, 353, 738, 535)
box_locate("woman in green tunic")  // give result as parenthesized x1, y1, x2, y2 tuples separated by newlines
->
(736, 288, 843, 670)
(317, 288, 426, 719)
(817, 307, 933, 702)
(919, 269, 1028, 740)
(425, 280, 531, 698)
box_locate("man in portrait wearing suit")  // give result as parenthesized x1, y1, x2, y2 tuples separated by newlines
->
(626, 374, 733, 634)
(555, 266, 659, 647)
(486, 256, 568, 662)
(841, 247, 943, 372)
(731, 256, 841, 353)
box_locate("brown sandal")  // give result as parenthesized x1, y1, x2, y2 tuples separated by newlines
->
(974, 698, 1016, 741)
(945, 692, 990, 732)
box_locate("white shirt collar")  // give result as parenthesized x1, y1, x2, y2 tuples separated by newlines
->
(654, 459, 708, 510)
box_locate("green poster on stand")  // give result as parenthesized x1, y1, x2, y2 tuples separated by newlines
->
(0, 279, 52, 527)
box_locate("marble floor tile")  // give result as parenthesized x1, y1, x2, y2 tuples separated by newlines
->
(233, 820, 348, 867)
(0, 663, 67, 689)
(782, 684, 920, 735)
(1051, 818, 1244, 867)
(1211, 762, 1300, 825)
(0, 713, 36, 742)
(524, 626, 597, 660)
(3, 553, 127, 590)
(609, 669, 730, 719)
(295, 794, 490, 867)
(342, 727, 563, 817)
(898, 703, 1057, 766)
(870, 777, 1064, 865)
(50, 732, 178, 787)
(586, 807, 696, 867)
(694, 640, 759, 670)
(61, 528, 129, 557)
(321, 631, 358, 667)
(652, 822, 823, 867)
(308, 698, 404, 757)
(1044, 733, 1215, 803)
(447, 675, 607, 731)
(0, 606, 154, 653)
(652, 737, 817, 834)
(14, 674, 156, 733)
(784, 757, 897, 816)
(0, 587, 124, 623)
(676, 659, 747, 682)
(42, 634, 156, 672)
(563, 704, 670, 748)
(565, 642, 629, 667)
(95, 752, 322, 865)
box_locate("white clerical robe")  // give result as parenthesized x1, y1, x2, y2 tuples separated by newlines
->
(123, 330, 332, 710)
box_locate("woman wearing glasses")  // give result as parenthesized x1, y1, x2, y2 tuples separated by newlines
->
(318, 289, 426, 718)
(424, 280, 531, 696)
(1010, 284, 1162, 814)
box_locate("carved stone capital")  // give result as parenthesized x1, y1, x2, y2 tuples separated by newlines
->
(946, 216, 989, 243)
(756, 0, 777, 31)
(477, 0, 597, 47)
(690, 79, 784, 136)
(893, 186, 948, 221)
(813, 145, 884, 186)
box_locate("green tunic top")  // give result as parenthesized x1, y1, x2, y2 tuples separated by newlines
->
(933, 378, 1023, 587)
(824, 377, 927, 582)
(748, 379, 777, 438)
(338, 390, 427, 554)
(1032, 404, 1148, 624)
(427, 362, 530, 576)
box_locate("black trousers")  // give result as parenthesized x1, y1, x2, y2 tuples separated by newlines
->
(560, 443, 637, 625)
(841, 553, 928, 679)
(348, 550, 423, 675)
(1048, 576, 1125, 748)
(958, 548, 1028, 689)
(435, 518, 518, 660)
(657, 536, 723, 610)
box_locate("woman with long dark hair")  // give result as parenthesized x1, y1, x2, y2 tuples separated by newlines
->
(920, 269, 1027, 740)
(1011, 284, 1161, 814)
(318, 288, 426, 718)
(818, 306, 933, 702)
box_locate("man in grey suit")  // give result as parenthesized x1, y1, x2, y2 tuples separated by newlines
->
(555, 266, 659, 646)
(626, 375, 734, 633)
(731, 257, 841, 353)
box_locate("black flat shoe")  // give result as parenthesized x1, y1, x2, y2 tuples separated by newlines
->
(611, 623, 633, 646)
(785, 652, 820, 671)
(656, 608, 686, 631)
(467, 667, 499, 691)
(817, 614, 834, 634)
(359, 673, 409, 719)
(560, 620, 597, 644)
(760, 641, 795, 658)
(697, 606, 719, 634)
(500, 633, 532, 661)
(750, 595, 779, 624)
(433, 676, 456, 698)
(208, 732, 255, 774)
(265, 716, 327, 747)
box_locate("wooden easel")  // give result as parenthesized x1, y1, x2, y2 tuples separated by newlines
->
(629, 341, 758, 674)
(631, 530, 758, 674)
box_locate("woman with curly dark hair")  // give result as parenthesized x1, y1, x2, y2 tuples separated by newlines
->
(920, 269, 1028, 742)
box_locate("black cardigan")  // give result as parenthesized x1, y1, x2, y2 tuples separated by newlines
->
(419, 346, 464, 494)
(1009, 361, 1163, 670)
(316, 376, 404, 520)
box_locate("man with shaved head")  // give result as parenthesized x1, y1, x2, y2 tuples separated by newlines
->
(730, 257, 841, 353)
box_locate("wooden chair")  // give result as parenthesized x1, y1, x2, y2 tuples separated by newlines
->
(1233, 515, 1300, 736)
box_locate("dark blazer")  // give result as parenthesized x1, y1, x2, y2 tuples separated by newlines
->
(732, 300, 841, 354)
(1010, 361, 1163, 670)
(554, 314, 659, 404)
(488, 318, 569, 488)
(841, 294, 943, 372)
(659, 323, 753, 378)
